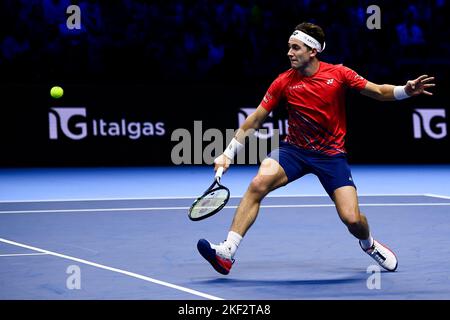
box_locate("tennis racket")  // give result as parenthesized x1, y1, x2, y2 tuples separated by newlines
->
(188, 167, 230, 221)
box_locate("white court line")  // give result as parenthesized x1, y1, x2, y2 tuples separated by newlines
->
(0, 193, 430, 203)
(0, 253, 49, 257)
(424, 193, 450, 200)
(1, 202, 450, 214)
(0, 238, 223, 300)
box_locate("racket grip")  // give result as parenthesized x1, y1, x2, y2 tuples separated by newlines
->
(215, 166, 224, 181)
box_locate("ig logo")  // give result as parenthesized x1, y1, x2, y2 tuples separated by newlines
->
(49, 107, 88, 140)
(412, 109, 447, 139)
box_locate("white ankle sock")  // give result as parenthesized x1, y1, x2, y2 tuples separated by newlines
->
(224, 231, 242, 257)
(360, 235, 374, 250)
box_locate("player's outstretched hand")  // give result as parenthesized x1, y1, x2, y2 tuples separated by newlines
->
(214, 154, 232, 173)
(405, 75, 435, 97)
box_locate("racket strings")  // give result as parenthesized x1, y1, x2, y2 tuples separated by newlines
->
(190, 189, 229, 217)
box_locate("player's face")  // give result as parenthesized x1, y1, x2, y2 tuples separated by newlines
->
(287, 40, 313, 69)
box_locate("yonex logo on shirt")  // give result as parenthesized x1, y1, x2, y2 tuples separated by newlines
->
(326, 79, 334, 85)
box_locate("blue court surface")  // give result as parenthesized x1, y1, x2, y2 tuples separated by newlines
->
(0, 165, 449, 300)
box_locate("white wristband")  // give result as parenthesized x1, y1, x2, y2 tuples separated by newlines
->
(393, 86, 410, 100)
(223, 138, 244, 160)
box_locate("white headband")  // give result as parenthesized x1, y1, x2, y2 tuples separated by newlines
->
(290, 30, 325, 53)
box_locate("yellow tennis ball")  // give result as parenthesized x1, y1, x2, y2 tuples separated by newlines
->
(50, 86, 64, 99)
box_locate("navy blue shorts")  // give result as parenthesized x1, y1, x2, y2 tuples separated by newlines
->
(268, 141, 356, 198)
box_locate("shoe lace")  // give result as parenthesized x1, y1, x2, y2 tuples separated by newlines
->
(369, 244, 386, 264)
(215, 241, 232, 259)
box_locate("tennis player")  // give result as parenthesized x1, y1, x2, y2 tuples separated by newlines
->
(197, 22, 435, 275)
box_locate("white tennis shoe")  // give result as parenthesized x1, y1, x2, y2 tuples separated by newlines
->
(360, 239, 398, 271)
(197, 239, 234, 275)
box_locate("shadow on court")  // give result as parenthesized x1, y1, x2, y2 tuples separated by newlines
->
(194, 274, 368, 286)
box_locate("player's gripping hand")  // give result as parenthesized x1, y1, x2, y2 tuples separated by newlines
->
(405, 75, 435, 97)
(214, 154, 232, 173)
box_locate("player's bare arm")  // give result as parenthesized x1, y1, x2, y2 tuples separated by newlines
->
(234, 105, 271, 142)
(360, 75, 435, 101)
(214, 105, 271, 172)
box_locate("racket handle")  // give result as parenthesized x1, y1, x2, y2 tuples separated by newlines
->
(215, 166, 224, 181)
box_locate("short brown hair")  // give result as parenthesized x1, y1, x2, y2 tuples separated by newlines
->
(295, 22, 325, 51)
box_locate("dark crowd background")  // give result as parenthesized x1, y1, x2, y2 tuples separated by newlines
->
(0, 0, 449, 166)
(1, 0, 448, 85)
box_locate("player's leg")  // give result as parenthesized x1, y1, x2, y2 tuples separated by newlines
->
(313, 152, 398, 272)
(230, 158, 289, 236)
(197, 158, 288, 275)
(313, 153, 369, 239)
(333, 186, 372, 244)
(332, 186, 370, 240)
(332, 186, 398, 271)
(197, 141, 308, 275)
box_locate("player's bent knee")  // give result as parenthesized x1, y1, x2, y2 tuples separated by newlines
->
(248, 175, 272, 196)
(259, 158, 283, 176)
